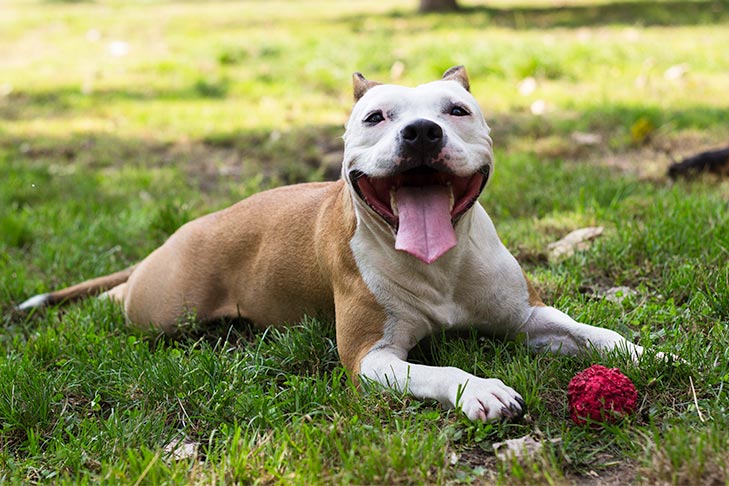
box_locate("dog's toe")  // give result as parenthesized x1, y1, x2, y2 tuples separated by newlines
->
(457, 378, 524, 422)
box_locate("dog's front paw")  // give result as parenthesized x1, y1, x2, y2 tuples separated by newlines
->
(454, 378, 525, 422)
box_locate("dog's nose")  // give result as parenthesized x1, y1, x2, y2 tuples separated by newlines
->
(400, 119, 444, 156)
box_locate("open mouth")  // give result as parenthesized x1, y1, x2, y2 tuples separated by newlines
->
(350, 165, 489, 227)
(349, 165, 489, 264)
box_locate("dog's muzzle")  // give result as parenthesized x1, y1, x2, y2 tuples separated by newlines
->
(349, 164, 490, 263)
(349, 165, 489, 227)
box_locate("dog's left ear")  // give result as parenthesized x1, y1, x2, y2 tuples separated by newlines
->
(352, 72, 382, 102)
(442, 65, 470, 92)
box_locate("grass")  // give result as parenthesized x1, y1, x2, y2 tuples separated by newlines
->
(1, 0, 728, 483)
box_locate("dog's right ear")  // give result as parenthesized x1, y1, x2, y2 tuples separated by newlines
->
(442, 65, 470, 92)
(352, 72, 381, 102)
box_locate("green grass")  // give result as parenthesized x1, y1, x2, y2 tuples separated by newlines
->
(2, 0, 729, 483)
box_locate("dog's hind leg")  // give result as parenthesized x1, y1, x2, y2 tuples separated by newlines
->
(100, 282, 128, 304)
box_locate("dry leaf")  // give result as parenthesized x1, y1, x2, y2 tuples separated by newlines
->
(600, 286, 638, 304)
(163, 438, 198, 461)
(493, 435, 561, 462)
(571, 131, 603, 146)
(547, 226, 604, 261)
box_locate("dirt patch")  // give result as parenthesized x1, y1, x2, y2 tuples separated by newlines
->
(576, 461, 638, 486)
(529, 130, 726, 181)
(454, 445, 637, 485)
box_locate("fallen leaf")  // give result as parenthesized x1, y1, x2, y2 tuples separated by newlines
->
(600, 286, 638, 304)
(571, 131, 602, 146)
(493, 435, 561, 462)
(449, 451, 459, 465)
(163, 438, 198, 461)
(547, 226, 604, 261)
(630, 117, 655, 145)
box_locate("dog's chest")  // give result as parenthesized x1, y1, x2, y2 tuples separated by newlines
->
(350, 205, 530, 339)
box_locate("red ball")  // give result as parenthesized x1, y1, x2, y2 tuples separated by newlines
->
(568, 364, 638, 425)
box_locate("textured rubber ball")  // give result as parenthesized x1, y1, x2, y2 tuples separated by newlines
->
(568, 364, 638, 425)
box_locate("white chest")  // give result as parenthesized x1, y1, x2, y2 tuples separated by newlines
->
(350, 203, 532, 349)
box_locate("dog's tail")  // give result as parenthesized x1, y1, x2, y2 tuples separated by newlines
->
(16, 265, 136, 311)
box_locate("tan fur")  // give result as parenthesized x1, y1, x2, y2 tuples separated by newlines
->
(83, 180, 385, 375)
(442, 65, 470, 92)
(352, 73, 382, 102)
(523, 271, 545, 307)
(47, 266, 136, 305)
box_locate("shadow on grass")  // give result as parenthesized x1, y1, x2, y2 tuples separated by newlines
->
(0, 124, 344, 198)
(380, 0, 729, 28)
(4, 74, 727, 142)
(2, 99, 727, 209)
(488, 103, 729, 154)
(0, 84, 231, 122)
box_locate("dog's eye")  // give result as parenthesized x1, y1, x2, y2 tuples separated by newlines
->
(449, 105, 470, 117)
(364, 111, 385, 124)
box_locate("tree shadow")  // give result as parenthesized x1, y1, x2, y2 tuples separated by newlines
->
(2, 96, 726, 200)
(383, 0, 729, 28)
(0, 84, 231, 122)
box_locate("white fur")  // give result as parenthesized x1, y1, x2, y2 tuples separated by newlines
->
(344, 79, 643, 421)
(16, 293, 49, 311)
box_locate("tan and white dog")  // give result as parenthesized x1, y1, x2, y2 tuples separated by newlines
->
(18, 66, 645, 421)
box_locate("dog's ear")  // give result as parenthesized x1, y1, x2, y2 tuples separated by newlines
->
(352, 72, 381, 102)
(442, 65, 470, 92)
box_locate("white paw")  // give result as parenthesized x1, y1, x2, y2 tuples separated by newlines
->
(454, 377, 525, 422)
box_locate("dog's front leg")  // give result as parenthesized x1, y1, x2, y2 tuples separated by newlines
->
(518, 305, 644, 360)
(332, 271, 524, 422)
(359, 345, 524, 421)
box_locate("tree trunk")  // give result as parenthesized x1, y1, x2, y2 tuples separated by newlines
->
(419, 0, 459, 13)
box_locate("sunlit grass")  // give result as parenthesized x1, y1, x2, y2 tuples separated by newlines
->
(1, 0, 728, 483)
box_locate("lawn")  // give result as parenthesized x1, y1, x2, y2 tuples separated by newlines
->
(1, 0, 728, 483)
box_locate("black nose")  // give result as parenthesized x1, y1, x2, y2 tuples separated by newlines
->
(400, 119, 444, 157)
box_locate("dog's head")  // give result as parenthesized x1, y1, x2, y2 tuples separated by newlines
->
(342, 66, 494, 264)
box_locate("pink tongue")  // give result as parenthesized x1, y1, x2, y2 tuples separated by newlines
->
(394, 185, 457, 264)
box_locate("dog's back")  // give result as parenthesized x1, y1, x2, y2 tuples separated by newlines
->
(18, 180, 352, 333)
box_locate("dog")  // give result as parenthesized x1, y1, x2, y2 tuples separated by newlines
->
(17, 66, 645, 421)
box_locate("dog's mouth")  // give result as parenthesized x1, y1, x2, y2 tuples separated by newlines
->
(349, 165, 489, 263)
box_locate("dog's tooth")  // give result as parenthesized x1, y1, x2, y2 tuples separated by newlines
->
(448, 184, 455, 212)
(390, 187, 399, 217)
